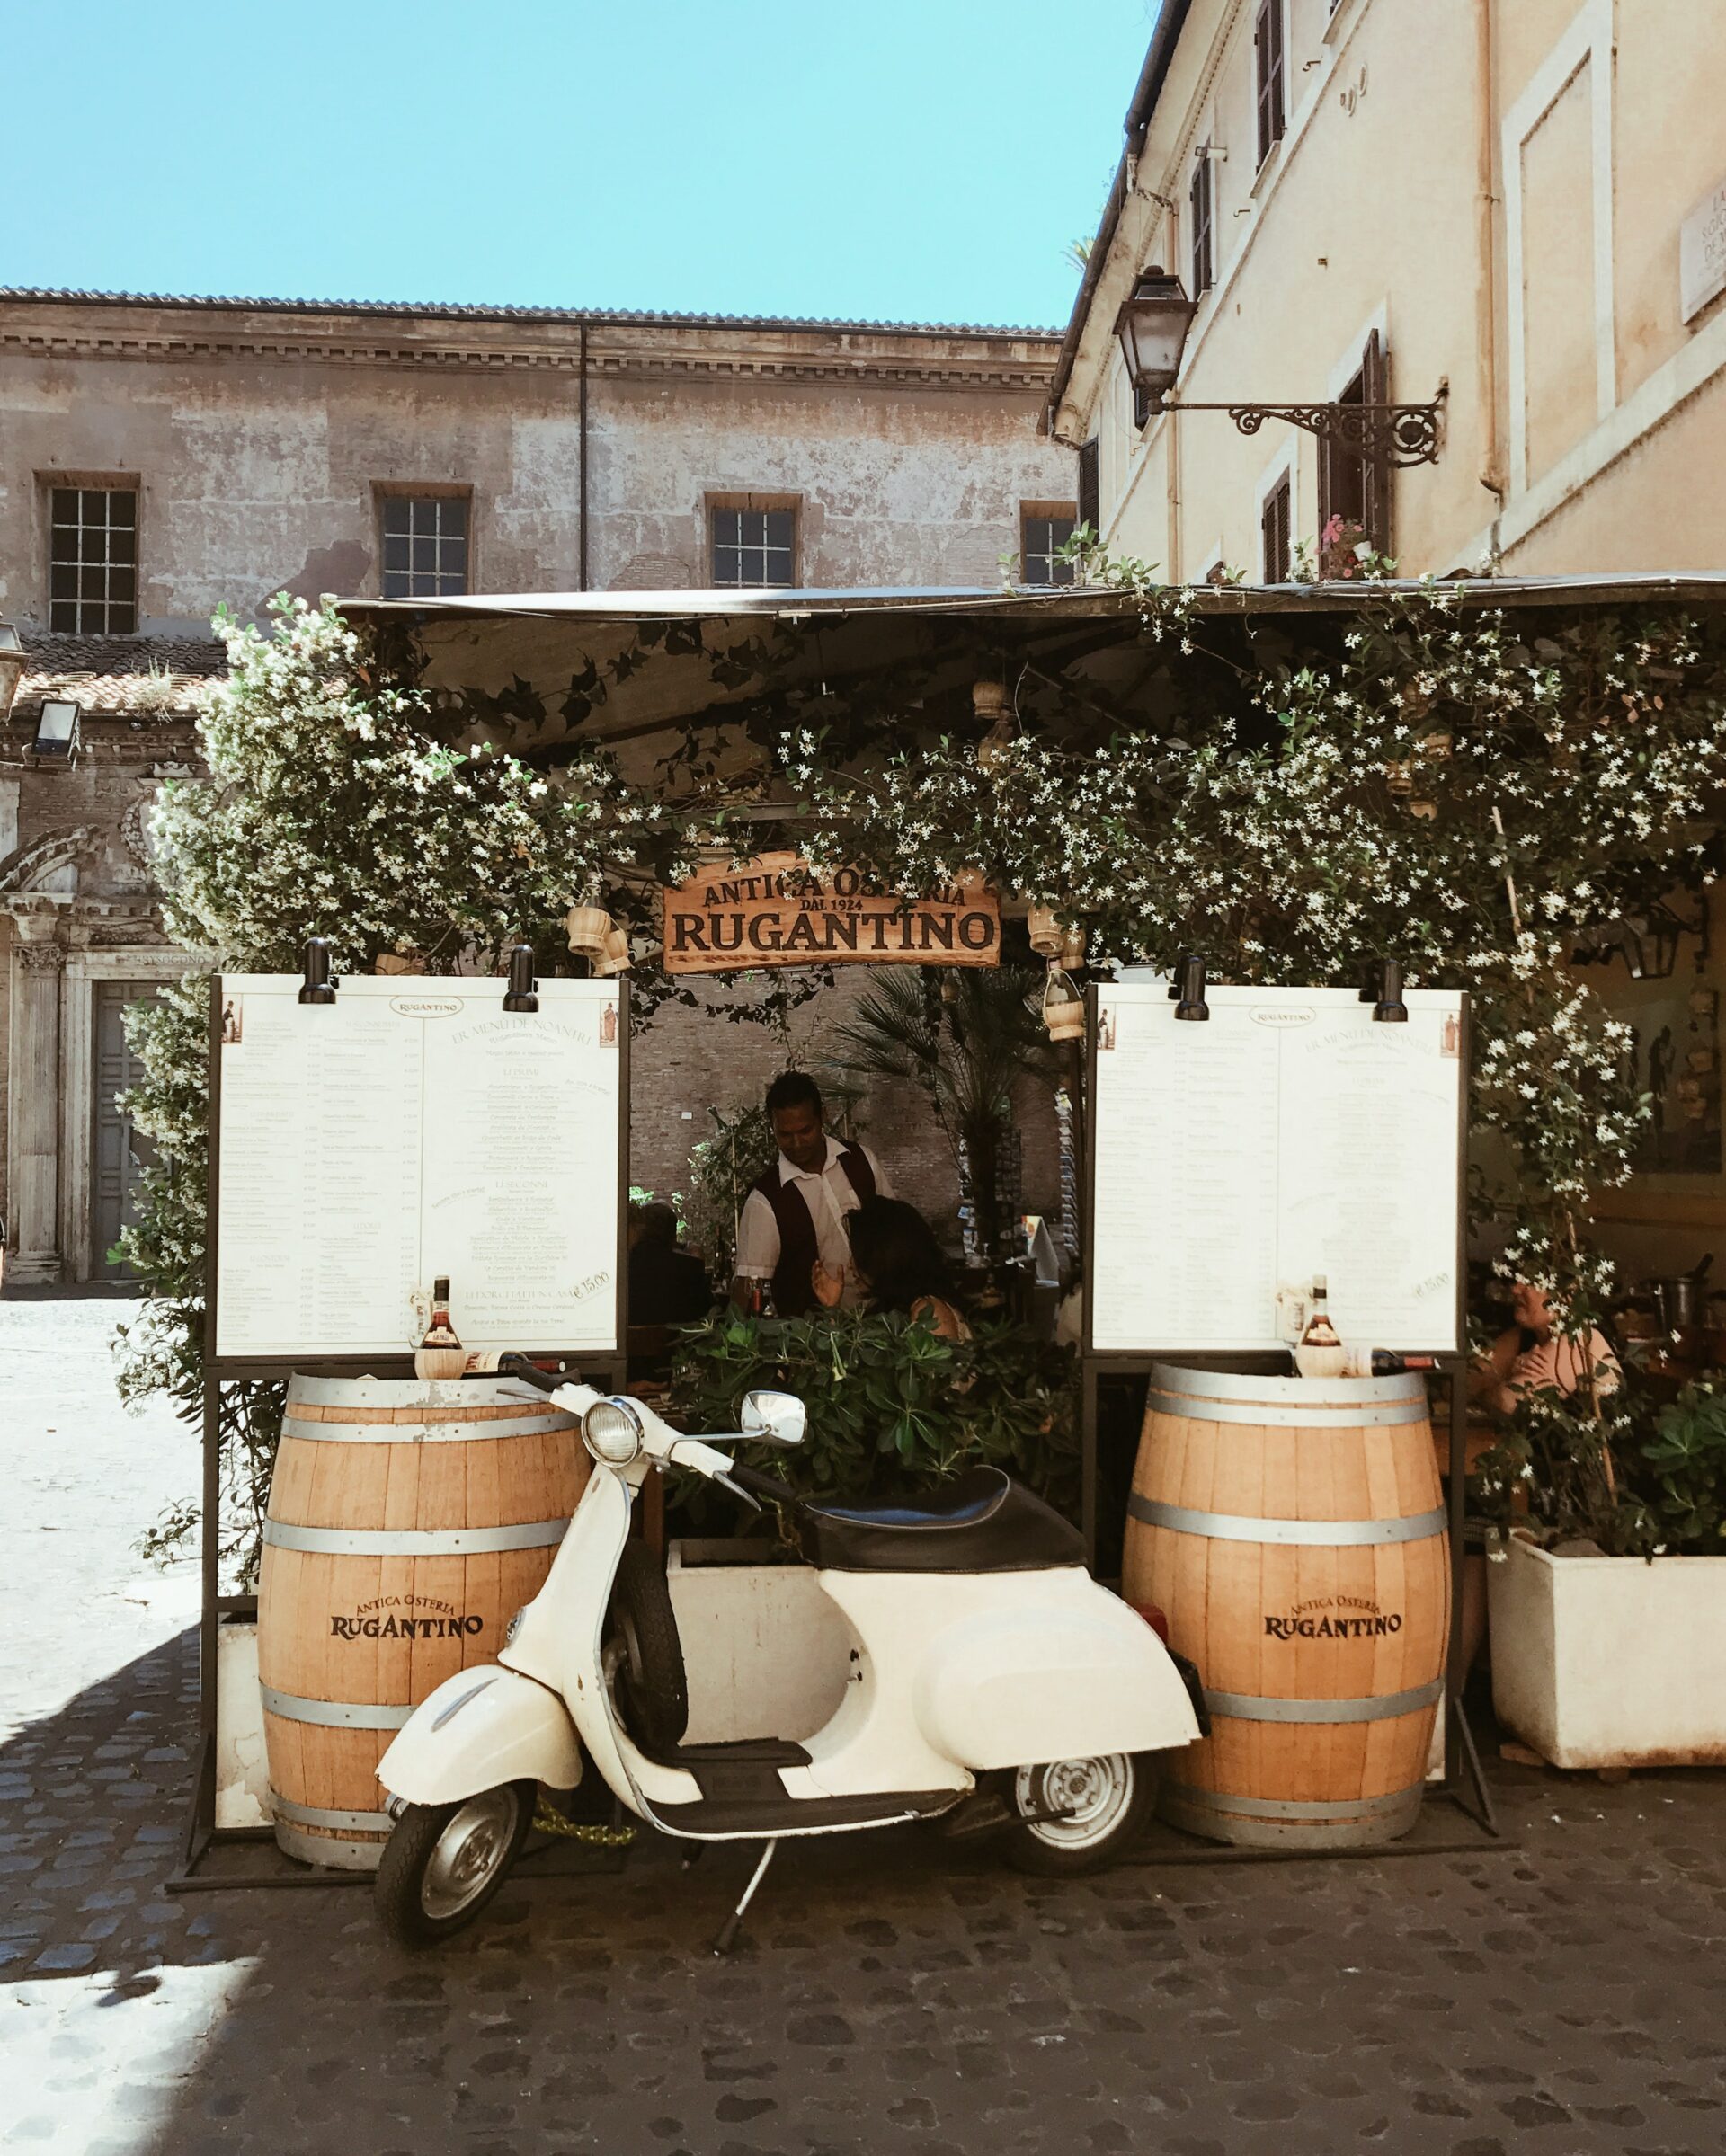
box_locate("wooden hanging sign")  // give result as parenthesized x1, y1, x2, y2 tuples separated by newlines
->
(662, 850, 1000, 974)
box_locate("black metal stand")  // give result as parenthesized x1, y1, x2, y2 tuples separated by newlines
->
(168, 971, 634, 1892)
(1075, 983, 1508, 1863)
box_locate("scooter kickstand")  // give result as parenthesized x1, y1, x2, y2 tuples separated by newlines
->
(711, 1838, 779, 1957)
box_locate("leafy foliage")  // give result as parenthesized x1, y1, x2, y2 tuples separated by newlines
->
(680, 1100, 780, 1290)
(669, 1308, 1079, 1523)
(1641, 1385, 1726, 1550)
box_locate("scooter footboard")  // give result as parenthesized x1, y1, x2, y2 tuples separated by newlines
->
(915, 1598, 1203, 1770)
(378, 1666, 582, 1808)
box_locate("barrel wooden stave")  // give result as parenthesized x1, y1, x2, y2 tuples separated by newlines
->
(1124, 1365, 1449, 1850)
(258, 1379, 587, 1868)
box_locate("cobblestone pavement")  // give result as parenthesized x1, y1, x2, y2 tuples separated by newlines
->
(5, 1297, 1726, 2156)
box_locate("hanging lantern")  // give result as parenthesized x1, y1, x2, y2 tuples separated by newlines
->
(1060, 925, 1087, 970)
(1027, 905, 1064, 956)
(1042, 963, 1086, 1042)
(593, 927, 632, 978)
(565, 902, 612, 957)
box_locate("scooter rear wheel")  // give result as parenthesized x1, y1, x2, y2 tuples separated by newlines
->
(1001, 1752, 1155, 1877)
(375, 1780, 536, 1947)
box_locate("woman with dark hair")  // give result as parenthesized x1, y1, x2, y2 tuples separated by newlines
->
(812, 1196, 971, 1342)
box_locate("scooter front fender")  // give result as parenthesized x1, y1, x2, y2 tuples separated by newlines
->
(377, 1664, 582, 1808)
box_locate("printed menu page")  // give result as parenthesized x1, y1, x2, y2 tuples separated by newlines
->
(1090, 984, 1462, 1354)
(213, 976, 622, 1359)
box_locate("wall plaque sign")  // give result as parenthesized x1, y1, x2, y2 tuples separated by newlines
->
(1681, 174, 1726, 324)
(662, 850, 1000, 974)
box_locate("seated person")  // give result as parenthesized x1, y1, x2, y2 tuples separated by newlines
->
(1470, 1280, 1622, 1417)
(627, 1201, 713, 1328)
(812, 1195, 971, 1342)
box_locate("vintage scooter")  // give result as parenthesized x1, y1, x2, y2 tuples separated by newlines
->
(373, 1356, 1206, 1949)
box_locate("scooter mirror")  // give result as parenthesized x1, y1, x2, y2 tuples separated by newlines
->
(741, 1389, 807, 1448)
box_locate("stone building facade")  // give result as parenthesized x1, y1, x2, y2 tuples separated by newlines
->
(1052, 0, 1726, 581)
(0, 290, 1073, 1284)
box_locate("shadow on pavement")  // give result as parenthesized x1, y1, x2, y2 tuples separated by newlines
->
(8, 1627, 1726, 2156)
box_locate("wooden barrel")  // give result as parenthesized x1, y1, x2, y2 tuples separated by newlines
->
(1123, 1362, 1450, 1850)
(257, 1375, 587, 1869)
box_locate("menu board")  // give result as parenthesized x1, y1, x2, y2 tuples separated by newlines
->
(1089, 983, 1464, 1354)
(211, 975, 622, 1361)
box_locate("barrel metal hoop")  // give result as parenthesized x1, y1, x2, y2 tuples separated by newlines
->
(289, 1374, 499, 1409)
(1143, 1389, 1429, 1427)
(259, 1685, 414, 1730)
(280, 1414, 567, 1444)
(271, 1820, 384, 1870)
(1148, 1362, 1426, 1407)
(1205, 1678, 1444, 1724)
(1161, 1782, 1424, 1822)
(1128, 1495, 1448, 1546)
(269, 1788, 392, 1832)
(262, 1517, 570, 1557)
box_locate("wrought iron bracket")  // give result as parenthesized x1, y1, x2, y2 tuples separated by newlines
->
(1163, 384, 1447, 466)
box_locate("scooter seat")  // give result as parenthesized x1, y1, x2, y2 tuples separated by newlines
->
(800, 1467, 1083, 1575)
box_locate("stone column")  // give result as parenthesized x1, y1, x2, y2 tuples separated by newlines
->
(6, 923, 67, 1285)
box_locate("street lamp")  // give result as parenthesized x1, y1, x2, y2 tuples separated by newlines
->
(1113, 268, 1197, 413)
(32, 696, 81, 766)
(1113, 266, 1446, 466)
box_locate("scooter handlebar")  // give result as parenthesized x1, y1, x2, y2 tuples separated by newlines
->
(496, 1354, 563, 1394)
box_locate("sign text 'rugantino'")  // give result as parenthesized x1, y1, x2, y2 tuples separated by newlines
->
(662, 850, 1001, 975)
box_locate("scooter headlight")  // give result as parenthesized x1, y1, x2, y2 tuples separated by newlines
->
(583, 1397, 645, 1466)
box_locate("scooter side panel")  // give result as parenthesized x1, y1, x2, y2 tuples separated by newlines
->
(914, 1586, 1202, 1769)
(377, 1667, 582, 1806)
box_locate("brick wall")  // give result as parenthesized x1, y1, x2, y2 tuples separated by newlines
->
(627, 969, 1062, 1250)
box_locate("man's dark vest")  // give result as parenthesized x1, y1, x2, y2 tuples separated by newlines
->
(752, 1142, 876, 1316)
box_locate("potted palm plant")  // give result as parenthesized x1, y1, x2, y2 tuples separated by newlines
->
(823, 964, 1054, 1261)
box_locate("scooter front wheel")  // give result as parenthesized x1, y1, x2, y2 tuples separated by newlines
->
(375, 1780, 536, 1947)
(1001, 1752, 1155, 1877)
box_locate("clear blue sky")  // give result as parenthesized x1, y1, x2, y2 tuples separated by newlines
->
(7, 1, 1160, 330)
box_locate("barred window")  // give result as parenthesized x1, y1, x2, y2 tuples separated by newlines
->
(381, 496, 469, 599)
(711, 506, 796, 587)
(1020, 507, 1078, 587)
(49, 488, 138, 634)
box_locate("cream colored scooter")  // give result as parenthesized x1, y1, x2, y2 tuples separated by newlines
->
(374, 1356, 1206, 1949)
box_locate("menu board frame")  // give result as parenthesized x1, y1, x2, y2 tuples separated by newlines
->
(1081, 980, 1469, 1362)
(204, 973, 630, 1378)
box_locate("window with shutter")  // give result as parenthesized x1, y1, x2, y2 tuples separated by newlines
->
(1317, 330, 1392, 569)
(1078, 439, 1099, 536)
(1256, 3, 1286, 167)
(1189, 153, 1214, 297)
(1260, 474, 1293, 584)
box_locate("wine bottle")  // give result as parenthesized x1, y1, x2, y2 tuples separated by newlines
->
(1293, 1275, 1346, 1377)
(1299, 1278, 1340, 1350)
(1370, 1349, 1438, 1374)
(415, 1275, 466, 1380)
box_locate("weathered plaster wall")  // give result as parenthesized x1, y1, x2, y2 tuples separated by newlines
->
(0, 298, 1074, 632)
(0, 296, 1072, 1280)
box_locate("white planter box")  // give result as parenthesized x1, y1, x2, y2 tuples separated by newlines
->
(1489, 1535, 1726, 1769)
(216, 1615, 271, 1829)
(666, 1540, 849, 1743)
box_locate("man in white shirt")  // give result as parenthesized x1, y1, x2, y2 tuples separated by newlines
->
(729, 1071, 893, 1316)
